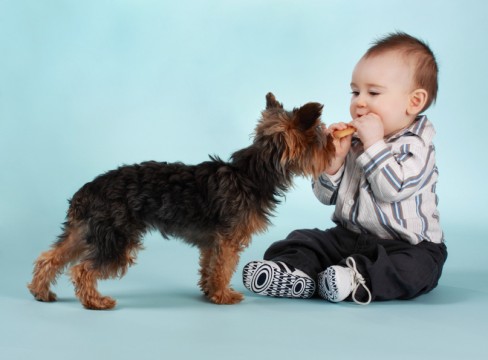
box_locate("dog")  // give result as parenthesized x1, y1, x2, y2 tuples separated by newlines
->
(27, 93, 335, 310)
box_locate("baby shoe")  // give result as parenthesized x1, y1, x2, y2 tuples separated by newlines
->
(243, 260, 315, 298)
(317, 257, 372, 305)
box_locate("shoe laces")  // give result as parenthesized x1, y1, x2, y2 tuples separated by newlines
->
(346, 257, 372, 305)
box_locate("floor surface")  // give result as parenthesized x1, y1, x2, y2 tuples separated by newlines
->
(1, 226, 486, 360)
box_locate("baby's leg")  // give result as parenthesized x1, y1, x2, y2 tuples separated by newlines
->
(263, 227, 351, 278)
(243, 227, 351, 298)
(352, 239, 448, 301)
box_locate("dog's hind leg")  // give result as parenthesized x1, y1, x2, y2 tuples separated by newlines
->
(206, 238, 245, 305)
(28, 222, 87, 302)
(70, 260, 117, 310)
(198, 247, 213, 296)
(70, 238, 142, 310)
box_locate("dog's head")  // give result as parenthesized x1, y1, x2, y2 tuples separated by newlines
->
(253, 92, 335, 178)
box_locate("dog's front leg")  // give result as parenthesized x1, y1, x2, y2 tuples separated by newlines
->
(206, 238, 244, 305)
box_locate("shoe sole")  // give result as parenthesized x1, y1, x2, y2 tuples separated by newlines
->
(243, 261, 315, 298)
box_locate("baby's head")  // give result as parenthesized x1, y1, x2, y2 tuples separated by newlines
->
(363, 32, 438, 112)
(350, 32, 438, 136)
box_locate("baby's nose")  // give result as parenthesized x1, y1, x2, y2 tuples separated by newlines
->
(352, 95, 367, 108)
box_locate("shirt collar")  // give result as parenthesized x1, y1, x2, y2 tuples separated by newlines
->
(385, 115, 428, 142)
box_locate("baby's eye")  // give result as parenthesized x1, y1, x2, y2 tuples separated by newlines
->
(350, 91, 359, 96)
(369, 91, 380, 96)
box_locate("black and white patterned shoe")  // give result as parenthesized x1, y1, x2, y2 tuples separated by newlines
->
(242, 260, 315, 298)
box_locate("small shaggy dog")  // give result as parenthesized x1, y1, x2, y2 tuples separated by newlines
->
(28, 93, 334, 310)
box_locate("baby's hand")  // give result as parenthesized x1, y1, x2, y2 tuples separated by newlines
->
(325, 122, 353, 175)
(350, 113, 384, 149)
(327, 122, 353, 157)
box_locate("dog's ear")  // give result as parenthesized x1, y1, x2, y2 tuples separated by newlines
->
(294, 102, 323, 130)
(266, 92, 284, 109)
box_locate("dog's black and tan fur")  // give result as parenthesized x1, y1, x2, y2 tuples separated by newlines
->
(28, 93, 335, 310)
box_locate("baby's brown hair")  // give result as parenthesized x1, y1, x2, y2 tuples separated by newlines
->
(364, 32, 438, 112)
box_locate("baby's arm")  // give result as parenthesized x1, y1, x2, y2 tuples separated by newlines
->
(311, 123, 350, 205)
(312, 167, 344, 205)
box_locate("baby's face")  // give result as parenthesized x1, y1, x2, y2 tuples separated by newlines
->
(350, 51, 415, 137)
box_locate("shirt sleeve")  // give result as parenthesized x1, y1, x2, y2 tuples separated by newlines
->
(312, 165, 344, 205)
(356, 139, 435, 203)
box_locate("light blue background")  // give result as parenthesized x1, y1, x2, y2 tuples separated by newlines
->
(1, 1, 487, 359)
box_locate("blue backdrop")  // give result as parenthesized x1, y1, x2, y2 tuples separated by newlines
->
(1, 1, 487, 359)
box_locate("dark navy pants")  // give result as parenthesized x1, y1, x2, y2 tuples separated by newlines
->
(264, 225, 448, 302)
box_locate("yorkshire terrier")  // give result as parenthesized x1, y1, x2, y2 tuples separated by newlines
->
(28, 93, 334, 310)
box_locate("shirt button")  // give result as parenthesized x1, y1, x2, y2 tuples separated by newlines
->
(348, 199, 355, 206)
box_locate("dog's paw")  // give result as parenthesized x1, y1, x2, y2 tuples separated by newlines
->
(31, 290, 58, 302)
(209, 289, 244, 305)
(82, 296, 117, 310)
(28, 283, 58, 302)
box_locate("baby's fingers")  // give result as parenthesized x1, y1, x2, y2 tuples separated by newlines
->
(327, 122, 350, 135)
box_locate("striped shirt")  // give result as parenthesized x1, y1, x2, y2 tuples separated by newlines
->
(312, 115, 444, 245)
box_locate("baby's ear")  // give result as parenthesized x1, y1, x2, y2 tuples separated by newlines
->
(408, 89, 428, 114)
(294, 102, 323, 130)
(266, 92, 284, 109)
